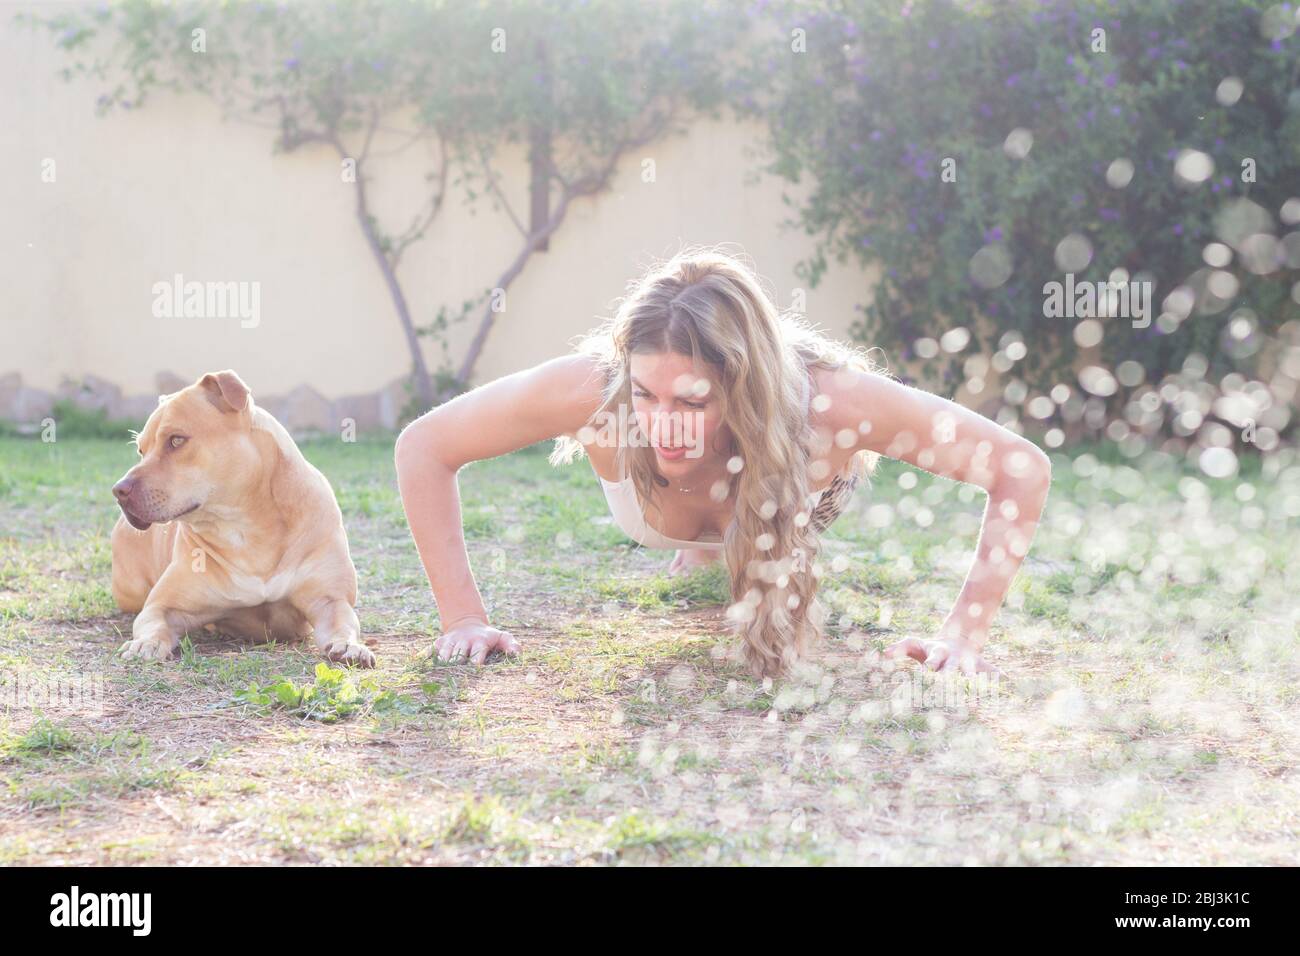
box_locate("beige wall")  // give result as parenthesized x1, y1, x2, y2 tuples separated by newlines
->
(1, 6, 877, 410)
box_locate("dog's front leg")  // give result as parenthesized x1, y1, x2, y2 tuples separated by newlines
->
(119, 567, 219, 661)
(304, 597, 375, 668)
(120, 600, 213, 661)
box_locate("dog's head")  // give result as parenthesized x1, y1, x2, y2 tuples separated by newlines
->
(112, 370, 260, 531)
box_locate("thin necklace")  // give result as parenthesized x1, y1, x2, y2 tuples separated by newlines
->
(672, 451, 735, 494)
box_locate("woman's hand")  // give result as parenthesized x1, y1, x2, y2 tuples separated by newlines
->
(434, 619, 521, 665)
(884, 627, 1002, 677)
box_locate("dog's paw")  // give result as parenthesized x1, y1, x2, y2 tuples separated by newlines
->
(323, 640, 376, 668)
(118, 636, 177, 662)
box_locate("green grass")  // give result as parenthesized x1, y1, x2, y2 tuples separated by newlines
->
(0, 433, 1296, 865)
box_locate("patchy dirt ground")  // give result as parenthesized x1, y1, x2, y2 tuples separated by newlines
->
(1, 437, 1297, 864)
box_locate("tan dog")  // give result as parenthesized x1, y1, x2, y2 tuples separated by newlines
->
(110, 370, 374, 667)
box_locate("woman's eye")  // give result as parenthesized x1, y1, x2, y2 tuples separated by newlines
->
(169, 436, 187, 450)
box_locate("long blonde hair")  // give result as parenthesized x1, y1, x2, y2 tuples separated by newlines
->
(552, 244, 888, 679)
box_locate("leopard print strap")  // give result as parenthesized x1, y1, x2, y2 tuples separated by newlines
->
(809, 472, 860, 533)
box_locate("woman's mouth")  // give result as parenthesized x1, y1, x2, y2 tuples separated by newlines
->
(655, 445, 688, 461)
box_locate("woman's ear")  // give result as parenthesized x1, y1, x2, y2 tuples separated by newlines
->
(197, 370, 251, 413)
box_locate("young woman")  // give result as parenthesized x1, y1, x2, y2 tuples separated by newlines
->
(394, 247, 1051, 679)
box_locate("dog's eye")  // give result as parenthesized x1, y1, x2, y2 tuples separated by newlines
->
(169, 435, 187, 450)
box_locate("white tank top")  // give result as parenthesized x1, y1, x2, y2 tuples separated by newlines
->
(596, 366, 822, 551)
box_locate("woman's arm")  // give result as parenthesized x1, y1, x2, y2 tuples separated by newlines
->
(394, 353, 606, 663)
(824, 367, 1053, 675)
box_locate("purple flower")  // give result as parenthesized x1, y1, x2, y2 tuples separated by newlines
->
(984, 226, 1003, 242)
(1099, 208, 1121, 222)
(1172, 224, 1183, 235)
(1104, 73, 1117, 88)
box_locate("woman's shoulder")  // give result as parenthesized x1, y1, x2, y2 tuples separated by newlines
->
(538, 351, 609, 396)
(503, 351, 604, 408)
(808, 359, 898, 432)
(528, 352, 612, 445)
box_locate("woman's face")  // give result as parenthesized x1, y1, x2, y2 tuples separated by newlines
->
(628, 351, 731, 478)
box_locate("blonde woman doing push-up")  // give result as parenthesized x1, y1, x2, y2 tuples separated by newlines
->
(394, 247, 1052, 679)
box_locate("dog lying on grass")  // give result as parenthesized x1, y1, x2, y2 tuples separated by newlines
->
(110, 369, 374, 667)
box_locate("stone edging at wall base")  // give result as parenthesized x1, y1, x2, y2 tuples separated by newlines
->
(0, 371, 419, 437)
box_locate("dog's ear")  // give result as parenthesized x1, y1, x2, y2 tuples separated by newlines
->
(198, 370, 251, 413)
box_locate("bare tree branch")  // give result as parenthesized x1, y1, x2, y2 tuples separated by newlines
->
(449, 103, 682, 397)
(326, 111, 436, 407)
(392, 128, 451, 268)
(476, 140, 528, 238)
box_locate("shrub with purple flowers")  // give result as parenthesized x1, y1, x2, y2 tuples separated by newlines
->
(744, 0, 1300, 439)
